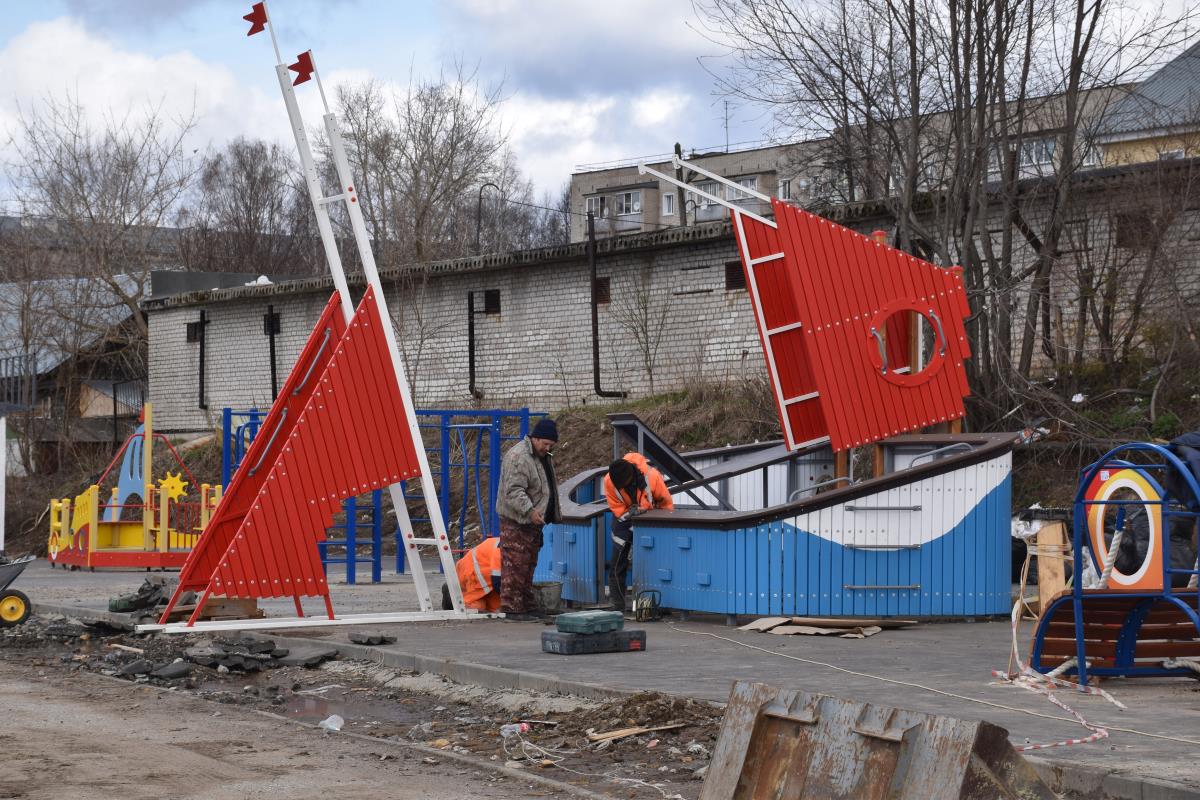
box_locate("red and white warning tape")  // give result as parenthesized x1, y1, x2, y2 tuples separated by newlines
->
(993, 592, 1123, 751)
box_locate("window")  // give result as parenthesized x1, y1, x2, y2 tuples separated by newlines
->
(185, 321, 203, 342)
(593, 276, 611, 304)
(779, 179, 791, 200)
(1114, 211, 1156, 250)
(263, 310, 281, 335)
(1019, 137, 1056, 168)
(695, 180, 720, 208)
(661, 191, 676, 216)
(1160, 149, 1185, 160)
(616, 191, 642, 215)
(483, 289, 501, 315)
(728, 176, 759, 201)
(725, 261, 747, 291)
(585, 195, 607, 218)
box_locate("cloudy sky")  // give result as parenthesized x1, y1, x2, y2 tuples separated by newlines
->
(0, 0, 763, 200)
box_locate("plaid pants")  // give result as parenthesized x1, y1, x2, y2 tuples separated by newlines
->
(499, 517, 542, 613)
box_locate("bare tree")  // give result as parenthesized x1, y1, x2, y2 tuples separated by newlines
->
(6, 93, 199, 336)
(333, 67, 508, 266)
(697, 0, 1197, 428)
(612, 262, 673, 393)
(333, 71, 565, 266)
(177, 138, 322, 277)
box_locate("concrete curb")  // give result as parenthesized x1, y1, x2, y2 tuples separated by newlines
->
(268, 633, 637, 703)
(33, 602, 1200, 800)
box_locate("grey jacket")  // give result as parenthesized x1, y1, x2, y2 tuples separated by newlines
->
(496, 437, 560, 525)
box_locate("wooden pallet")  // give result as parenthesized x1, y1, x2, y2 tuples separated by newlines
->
(161, 597, 264, 623)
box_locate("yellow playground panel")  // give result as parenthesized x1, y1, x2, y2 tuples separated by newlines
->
(47, 404, 221, 570)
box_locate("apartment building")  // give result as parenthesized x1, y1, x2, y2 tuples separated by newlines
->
(567, 142, 820, 243)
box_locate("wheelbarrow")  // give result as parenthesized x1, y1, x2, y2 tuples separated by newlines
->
(0, 555, 35, 627)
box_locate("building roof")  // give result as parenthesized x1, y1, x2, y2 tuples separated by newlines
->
(0, 274, 144, 376)
(1097, 40, 1200, 138)
(143, 220, 739, 311)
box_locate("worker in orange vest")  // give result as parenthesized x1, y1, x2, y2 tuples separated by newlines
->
(441, 536, 502, 613)
(603, 453, 674, 612)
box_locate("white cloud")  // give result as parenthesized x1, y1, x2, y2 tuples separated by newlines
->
(631, 89, 691, 128)
(444, 0, 713, 98)
(0, 18, 289, 190)
(501, 93, 624, 191)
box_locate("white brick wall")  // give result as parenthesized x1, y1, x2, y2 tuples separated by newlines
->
(147, 224, 768, 432)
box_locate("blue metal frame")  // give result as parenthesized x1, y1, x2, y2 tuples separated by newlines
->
(1033, 442, 1200, 687)
(318, 491, 384, 584)
(221, 408, 262, 489)
(221, 406, 545, 582)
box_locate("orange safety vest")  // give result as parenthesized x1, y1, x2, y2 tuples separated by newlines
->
(603, 452, 675, 518)
(454, 537, 502, 612)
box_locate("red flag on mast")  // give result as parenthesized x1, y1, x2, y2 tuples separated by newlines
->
(288, 51, 315, 85)
(244, 3, 268, 36)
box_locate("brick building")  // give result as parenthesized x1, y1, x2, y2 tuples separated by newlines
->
(146, 220, 802, 433)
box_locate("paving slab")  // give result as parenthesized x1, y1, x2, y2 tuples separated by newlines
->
(22, 560, 1200, 797)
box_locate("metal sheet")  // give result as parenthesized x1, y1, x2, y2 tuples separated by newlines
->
(208, 288, 422, 602)
(702, 681, 1056, 800)
(731, 202, 971, 452)
(161, 292, 347, 619)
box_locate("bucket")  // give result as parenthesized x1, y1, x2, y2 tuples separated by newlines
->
(533, 582, 563, 616)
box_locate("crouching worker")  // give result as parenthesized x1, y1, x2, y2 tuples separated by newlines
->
(603, 453, 674, 612)
(441, 536, 502, 613)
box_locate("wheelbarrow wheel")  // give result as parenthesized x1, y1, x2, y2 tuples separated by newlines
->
(0, 590, 30, 627)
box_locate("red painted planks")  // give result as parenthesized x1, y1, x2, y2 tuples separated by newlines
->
(732, 201, 971, 453)
(188, 287, 424, 612)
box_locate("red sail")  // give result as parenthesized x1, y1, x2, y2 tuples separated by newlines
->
(732, 200, 971, 452)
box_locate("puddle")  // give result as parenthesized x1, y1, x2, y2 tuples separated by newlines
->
(197, 676, 427, 737)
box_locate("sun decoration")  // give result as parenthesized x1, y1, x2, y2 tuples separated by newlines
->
(158, 472, 189, 502)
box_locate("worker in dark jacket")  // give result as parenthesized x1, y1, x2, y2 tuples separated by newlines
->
(603, 453, 674, 612)
(495, 418, 560, 620)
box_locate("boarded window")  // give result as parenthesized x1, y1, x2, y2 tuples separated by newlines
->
(593, 276, 611, 304)
(483, 289, 501, 315)
(725, 261, 747, 291)
(1114, 211, 1156, 250)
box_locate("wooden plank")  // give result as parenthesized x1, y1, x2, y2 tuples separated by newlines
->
(786, 616, 917, 629)
(162, 597, 264, 623)
(1035, 523, 1067, 616)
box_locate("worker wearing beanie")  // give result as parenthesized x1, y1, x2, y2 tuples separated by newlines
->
(603, 453, 674, 612)
(494, 417, 561, 620)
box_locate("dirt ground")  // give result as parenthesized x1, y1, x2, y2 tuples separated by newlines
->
(0, 616, 719, 800)
(0, 662, 557, 800)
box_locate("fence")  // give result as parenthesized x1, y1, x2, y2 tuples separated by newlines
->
(222, 406, 545, 583)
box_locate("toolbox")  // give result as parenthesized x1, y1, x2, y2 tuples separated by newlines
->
(541, 629, 646, 655)
(554, 609, 624, 634)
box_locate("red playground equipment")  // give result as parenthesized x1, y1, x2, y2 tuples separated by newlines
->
(144, 3, 475, 632)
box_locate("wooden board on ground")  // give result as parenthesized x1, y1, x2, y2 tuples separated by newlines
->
(1036, 522, 1068, 615)
(767, 624, 883, 638)
(162, 597, 264, 623)
(785, 616, 917, 629)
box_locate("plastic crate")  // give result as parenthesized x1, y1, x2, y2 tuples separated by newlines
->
(541, 629, 647, 655)
(555, 610, 624, 634)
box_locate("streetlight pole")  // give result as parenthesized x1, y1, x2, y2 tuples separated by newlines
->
(474, 181, 502, 255)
